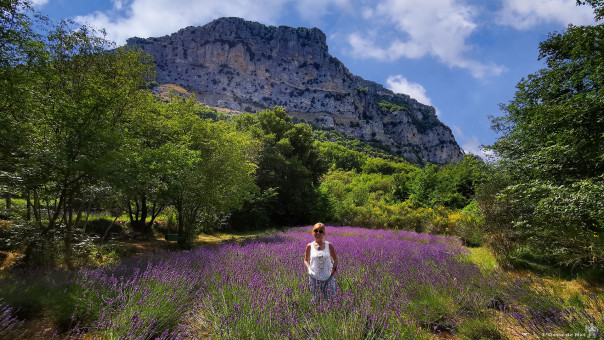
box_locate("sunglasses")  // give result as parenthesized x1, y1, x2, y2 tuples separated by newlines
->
(313, 229, 324, 234)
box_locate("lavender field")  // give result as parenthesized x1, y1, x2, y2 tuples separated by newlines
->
(1, 226, 602, 339)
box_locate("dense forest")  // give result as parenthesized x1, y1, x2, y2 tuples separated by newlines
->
(0, 0, 602, 278)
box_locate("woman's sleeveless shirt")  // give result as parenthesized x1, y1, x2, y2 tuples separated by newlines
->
(309, 241, 333, 281)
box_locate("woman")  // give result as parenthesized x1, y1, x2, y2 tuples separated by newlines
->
(304, 223, 338, 299)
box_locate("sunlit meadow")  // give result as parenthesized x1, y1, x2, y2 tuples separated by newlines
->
(1, 226, 602, 339)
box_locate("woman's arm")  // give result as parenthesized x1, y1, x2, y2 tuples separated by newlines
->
(304, 244, 311, 271)
(329, 243, 338, 276)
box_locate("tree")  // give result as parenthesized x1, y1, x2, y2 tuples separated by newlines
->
(232, 107, 328, 227)
(490, 26, 604, 182)
(0, 0, 48, 215)
(4, 18, 155, 266)
(484, 2, 603, 270)
(317, 141, 366, 172)
(160, 96, 257, 246)
(108, 93, 177, 236)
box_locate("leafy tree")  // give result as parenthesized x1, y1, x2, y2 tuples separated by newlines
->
(160, 96, 257, 246)
(490, 26, 603, 182)
(233, 107, 328, 227)
(484, 2, 604, 270)
(0, 0, 47, 212)
(362, 157, 415, 175)
(107, 93, 175, 235)
(317, 141, 366, 172)
(4, 19, 155, 266)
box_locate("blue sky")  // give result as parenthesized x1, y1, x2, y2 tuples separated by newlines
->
(30, 0, 598, 159)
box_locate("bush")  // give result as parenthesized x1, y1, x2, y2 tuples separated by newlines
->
(85, 218, 124, 236)
(153, 207, 178, 235)
(476, 173, 603, 272)
(1, 221, 102, 267)
(457, 201, 485, 247)
(0, 198, 29, 220)
(529, 179, 603, 268)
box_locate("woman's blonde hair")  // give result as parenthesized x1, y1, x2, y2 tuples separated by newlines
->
(312, 222, 325, 233)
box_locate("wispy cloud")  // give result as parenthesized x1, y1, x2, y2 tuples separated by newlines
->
(496, 0, 596, 29)
(111, 0, 125, 11)
(30, 0, 50, 6)
(451, 125, 491, 160)
(74, 0, 291, 45)
(347, 0, 506, 79)
(386, 75, 432, 106)
(74, 0, 357, 46)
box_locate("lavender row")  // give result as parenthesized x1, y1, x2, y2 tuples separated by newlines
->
(1, 226, 602, 338)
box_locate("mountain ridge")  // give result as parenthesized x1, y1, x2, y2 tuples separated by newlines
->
(126, 17, 465, 165)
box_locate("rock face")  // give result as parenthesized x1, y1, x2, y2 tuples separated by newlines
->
(127, 17, 464, 165)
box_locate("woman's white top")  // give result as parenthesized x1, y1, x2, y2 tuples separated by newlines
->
(308, 241, 333, 281)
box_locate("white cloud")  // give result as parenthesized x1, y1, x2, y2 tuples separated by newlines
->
(386, 75, 432, 106)
(347, 0, 506, 79)
(111, 0, 125, 11)
(73, 0, 358, 46)
(361, 6, 374, 20)
(74, 0, 292, 45)
(451, 125, 491, 160)
(497, 0, 596, 29)
(30, 0, 49, 6)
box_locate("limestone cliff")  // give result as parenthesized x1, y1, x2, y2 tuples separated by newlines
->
(127, 17, 464, 165)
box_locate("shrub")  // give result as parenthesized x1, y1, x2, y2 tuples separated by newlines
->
(85, 218, 123, 236)
(153, 207, 178, 235)
(476, 174, 604, 271)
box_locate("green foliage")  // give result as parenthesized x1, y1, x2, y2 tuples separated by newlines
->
(313, 129, 410, 163)
(477, 174, 604, 270)
(3, 20, 156, 265)
(577, 0, 604, 20)
(232, 107, 327, 227)
(362, 157, 413, 175)
(317, 141, 367, 172)
(484, 7, 604, 270)
(0, 0, 48, 172)
(378, 100, 407, 113)
(490, 23, 604, 183)
(1, 4, 258, 256)
(195, 105, 229, 121)
(319, 168, 484, 241)
(457, 317, 506, 340)
(407, 155, 486, 209)
(84, 218, 123, 236)
(159, 97, 258, 245)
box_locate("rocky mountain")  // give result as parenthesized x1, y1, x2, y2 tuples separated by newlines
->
(126, 17, 464, 165)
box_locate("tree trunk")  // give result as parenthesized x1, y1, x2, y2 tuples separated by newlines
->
(176, 200, 185, 247)
(131, 194, 152, 235)
(63, 194, 73, 269)
(33, 189, 41, 226)
(5, 193, 11, 211)
(26, 191, 31, 221)
(146, 203, 163, 231)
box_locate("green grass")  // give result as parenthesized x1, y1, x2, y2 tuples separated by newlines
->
(457, 316, 506, 340)
(467, 247, 499, 272)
